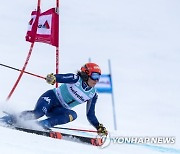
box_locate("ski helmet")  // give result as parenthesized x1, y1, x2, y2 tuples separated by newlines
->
(81, 63, 101, 76)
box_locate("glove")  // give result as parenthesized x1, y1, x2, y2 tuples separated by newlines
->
(97, 124, 108, 136)
(46, 73, 56, 85)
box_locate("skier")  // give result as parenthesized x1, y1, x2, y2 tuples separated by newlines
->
(1, 62, 108, 136)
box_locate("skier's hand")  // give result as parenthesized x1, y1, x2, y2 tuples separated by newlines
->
(97, 124, 108, 136)
(46, 73, 56, 85)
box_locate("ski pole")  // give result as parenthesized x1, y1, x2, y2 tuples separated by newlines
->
(0, 63, 45, 80)
(53, 126, 98, 133)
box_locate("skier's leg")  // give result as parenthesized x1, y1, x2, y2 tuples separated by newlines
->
(20, 90, 56, 120)
(39, 107, 77, 128)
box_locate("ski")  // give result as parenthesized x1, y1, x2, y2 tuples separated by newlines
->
(0, 112, 103, 146)
(2, 125, 103, 146)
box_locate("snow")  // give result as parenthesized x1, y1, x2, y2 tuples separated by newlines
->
(0, 0, 180, 153)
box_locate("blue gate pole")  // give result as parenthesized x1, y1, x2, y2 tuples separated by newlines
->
(108, 59, 117, 130)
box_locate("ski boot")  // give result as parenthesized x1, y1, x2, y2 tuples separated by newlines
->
(0, 114, 16, 126)
(38, 120, 52, 130)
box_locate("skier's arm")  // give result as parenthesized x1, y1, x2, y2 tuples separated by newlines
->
(86, 93, 100, 129)
(86, 93, 108, 135)
(46, 73, 79, 85)
(55, 73, 79, 83)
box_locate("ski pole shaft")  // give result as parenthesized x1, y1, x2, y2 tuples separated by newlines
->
(53, 126, 97, 133)
(0, 63, 45, 80)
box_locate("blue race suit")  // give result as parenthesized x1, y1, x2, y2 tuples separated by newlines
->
(20, 73, 100, 128)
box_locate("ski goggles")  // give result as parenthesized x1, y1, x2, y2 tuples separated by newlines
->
(90, 72, 101, 81)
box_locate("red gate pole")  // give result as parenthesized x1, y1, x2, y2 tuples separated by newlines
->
(55, 0, 60, 88)
(6, 44, 34, 100)
(6, 0, 41, 101)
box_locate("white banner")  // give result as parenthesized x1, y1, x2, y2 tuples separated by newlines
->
(37, 14, 52, 35)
